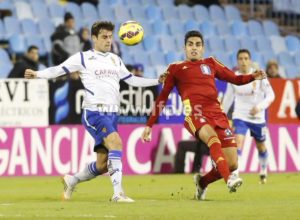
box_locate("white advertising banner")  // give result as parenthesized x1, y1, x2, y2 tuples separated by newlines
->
(0, 79, 49, 127)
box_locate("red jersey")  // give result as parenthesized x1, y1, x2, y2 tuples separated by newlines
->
(147, 57, 255, 127)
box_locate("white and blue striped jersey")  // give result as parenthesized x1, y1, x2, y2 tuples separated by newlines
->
(36, 50, 159, 111)
(222, 69, 275, 124)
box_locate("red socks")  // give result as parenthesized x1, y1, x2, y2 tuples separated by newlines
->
(207, 136, 230, 183)
(200, 168, 222, 189)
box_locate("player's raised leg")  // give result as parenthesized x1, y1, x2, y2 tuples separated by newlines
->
(104, 132, 134, 203)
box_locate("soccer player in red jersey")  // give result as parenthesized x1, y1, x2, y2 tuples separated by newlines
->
(141, 30, 266, 200)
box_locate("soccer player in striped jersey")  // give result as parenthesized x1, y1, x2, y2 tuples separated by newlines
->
(222, 49, 275, 184)
(141, 30, 266, 200)
(25, 21, 165, 202)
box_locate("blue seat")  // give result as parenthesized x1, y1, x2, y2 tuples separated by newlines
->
(193, 5, 210, 22)
(261, 51, 276, 65)
(215, 21, 231, 36)
(140, 0, 156, 6)
(82, 3, 98, 21)
(248, 20, 264, 37)
(152, 21, 169, 35)
(255, 36, 273, 52)
(224, 36, 240, 52)
(26, 35, 47, 56)
(160, 36, 176, 52)
(38, 19, 55, 37)
(149, 51, 166, 66)
(143, 36, 159, 52)
(165, 51, 181, 64)
(145, 5, 163, 21)
(184, 20, 200, 32)
(66, 2, 83, 22)
(115, 6, 131, 22)
(162, 6, 178, 20)
(132, 53, 150, 66)
(0, 48, 11, 64)
(294, 51, 300, 66)
(48, 4, 65, 18)
(168, 20, 184, 35)
(175, 35, 184, 51)
(200, 21, 216, 37)
(124, 0, 142, 7)
(100, 0, 123, 6)
(208, 36, 225, 52)
(21, 19, 39, 36)
(0, 62, 13, 78)
(178, 4, 194, 21)
(4, 17, 21, 38)
(224, 5, 241, 21)
(212, 52, 233, 68)
(43, 36, 52, 53)
(141, 21, 153, 35)
(263, 20, 279, 36)
(0, 0, 14, 11)
(209, 5, 226, 22)
(278, 51, 295, 67)
(98, 5, 115, 20)
(31, 1, 49, 20)
(251, 51, 264, 69)
(240, 37, 256, 51)
(285, 65, 300, 79)
(269, 36, 287, 54)
(9, 34, 26, 54)
(144, 66, 156, 79)
(15, 1, 34, 20)
(156, 0, 174, 7)
(121, 54, 134, 65)
(130, 6, 146, 20)
(285, 35, 300, 54)
(231, 20, 248, 37)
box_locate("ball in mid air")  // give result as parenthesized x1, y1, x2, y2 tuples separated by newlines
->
(118, 21, 144, 46)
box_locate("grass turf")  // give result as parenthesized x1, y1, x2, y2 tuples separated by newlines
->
(0, 173, 299, 220)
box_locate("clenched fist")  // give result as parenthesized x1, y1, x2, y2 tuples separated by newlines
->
(24, 69, 37, 79)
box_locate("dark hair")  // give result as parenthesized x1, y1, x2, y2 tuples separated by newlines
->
(91, 21, 115, 37)
(27, 45, 38, 53)
(184, 30, 204, 46)
(237, 49, 251, 59)
(64, 12, 74, 22)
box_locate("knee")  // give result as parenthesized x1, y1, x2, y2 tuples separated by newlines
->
(96, 161, 108, 174)
(104, 133, 122, 150)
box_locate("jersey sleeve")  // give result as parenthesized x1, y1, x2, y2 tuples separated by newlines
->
(211, 57, 255, 85)
(36, 52, 84, 79)
(256, 79, 275, 110)
(146, 66, 176, 127)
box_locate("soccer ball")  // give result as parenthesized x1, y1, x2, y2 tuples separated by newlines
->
(118, 21, 144, 46)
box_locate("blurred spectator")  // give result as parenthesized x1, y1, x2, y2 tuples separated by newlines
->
(266, 60, 281, 78)
(51, 12, 81, 65)
(132, 64, 144, 77)
(8, 45, 39, 78)
(111, 40, 122, 57)
(79, 27, 92, 51)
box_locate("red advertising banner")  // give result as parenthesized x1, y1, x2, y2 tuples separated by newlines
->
(268, 78, 300, 123)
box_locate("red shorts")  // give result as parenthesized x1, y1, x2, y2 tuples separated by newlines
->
(184, 112, 237, 148)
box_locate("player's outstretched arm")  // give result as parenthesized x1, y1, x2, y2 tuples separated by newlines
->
(123, 73, 165, 87)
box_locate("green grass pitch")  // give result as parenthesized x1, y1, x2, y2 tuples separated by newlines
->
(0, 173, 299, 220)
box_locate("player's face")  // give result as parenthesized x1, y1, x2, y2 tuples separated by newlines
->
(237, 52, 251, 73)
(184, 37, 204, 61)
(93, 29, 113, 53)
